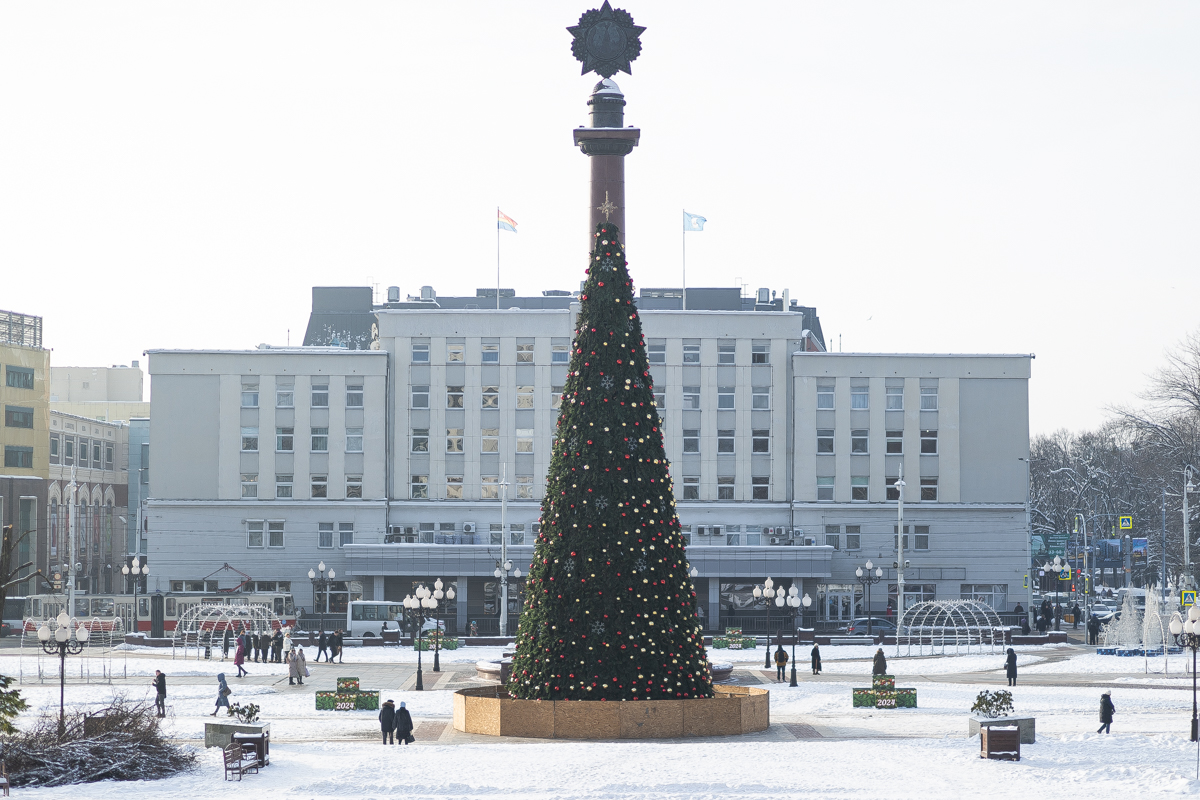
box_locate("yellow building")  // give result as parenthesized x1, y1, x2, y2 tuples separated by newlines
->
(1, 310, 50, 479)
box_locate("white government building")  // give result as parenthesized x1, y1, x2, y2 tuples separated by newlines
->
(146, 285, 1031, 635)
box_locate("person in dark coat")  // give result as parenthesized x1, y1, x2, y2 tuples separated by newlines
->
(333, 630, 345, 663)
(222, 628, 232, 659)
(1071, 603, 1082, 630)
(810, 644, 822, 675)
(394, 700, 414, 745)
(272, 630, 284, 663)
(210, 673, 231, 716)
(316, 630, 329, 662)
(379, 699, 397, 744)
(1012, 603, 1024, 616)
(1036, 613, 1048, 634)
(1098, 690, 1115, 734)
(153, 670, 167, 717)
(250, 631, 260, 663)
(1020, 615, 1030, 635)
(872, 648, 888, 676)
(1005, 648, 1018, 686)
(773, 645, 788, 681)
(1087, 614, 1101, 645)
(234, 638, 248, 677)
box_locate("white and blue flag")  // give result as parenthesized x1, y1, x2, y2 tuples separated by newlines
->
(683, 211, 707, 231)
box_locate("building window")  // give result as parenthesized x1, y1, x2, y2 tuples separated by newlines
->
(648, 342, 666, 364)
(447, 343, 464, 363)
(481, 342, 499, 363)
(920, 430, 938, 455)
(411, 385, 429, 409)
(683, 429, 700, 453)
(4, 406, 33, 428)
(751, 343, 769, 364)
(241, 426, 259, 452)
(850, 387, 869, 410)
(346, 427, 363, 453)
(886, 476, 901, 501)
(516, 343, 534, 363)
(5, 366, 34, 389)
(717, 476, 735, 500)
(268, 521, 284, 548)
(93, 442, 101, 463)
(817, 478, 835, 501)
(752, 476, 769, 500)
(445, 475, 464, 499)
(346, 475, 363, 499)
(319, 522, 334, 548)
(482, 386, 499, 408)
(241, 388, 258, 408)
(717, 387, 735, 409)
(446, 428, 464, 453)
(446, 386, 464, 408)
(311, 475, 328, 498)
(482, 475, 499, 499)
(311, 384, 329, 408)
(886, 386, 903, 410)
(886, 430, 903, 454)
(411, 475, 428, 499)
(915, 525, 930, 550)
(683, 387, 701, 410)
(247, 521, 264, 548)
(752, 386, 769, 410)
(516, 386, 534, 409)
(516, 475, 534, 499)
(346, 383, 364, 408)
(961, 583, 1007, 610)
(276, 474, 293, 498)
(516, 428, 534, 453)
(510, 524, 525, 545)
(481, 428, 499, 453)
(752, 429, 770, 453)
(851, 476, 869, 501)
(683, 342, 700, 363)
(339, 522, 354, 546)
(846, 525, 861, 550)
(816, 429, 834, 454)
(683, 476, 699, 500)
(411, 428, 429, 452)
(851, 429, 868, 454)
(412, 342, 430, 363)
(77, 438, 89, 467)
(551, 387, 564, 409)
(921, 386, 938, 411)
(105, 444, 113, 465)
(552, 343, 569, 363)
(311, 427, 329, 452)
(894, 527, 909, 551)
(488, 522, 503, 545)
(717, 429, 735, 453)
(920, 478, 938, 502)
(64, 437, 74, 464)
(825, 534, 840, 549)
(50, 435, 59, 462)
(717, 342, 735, 365)
(270, 387, 293, 409)
(816, 385, 834, 409)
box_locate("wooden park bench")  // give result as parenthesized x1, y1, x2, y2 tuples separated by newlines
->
(223, 741, 259, 781)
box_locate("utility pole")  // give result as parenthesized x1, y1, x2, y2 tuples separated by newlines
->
(894, 464, 905, 657)
(499, 463, 509, 637)
(68, 465, 77, 621)
(1185, 467, 1195, 590)
(1164, 488, 1170, 602)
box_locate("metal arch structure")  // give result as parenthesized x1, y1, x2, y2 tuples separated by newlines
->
(17, 616, 125, 684)
(896, 600, 1007, 657)
(171, 603, 283, 661)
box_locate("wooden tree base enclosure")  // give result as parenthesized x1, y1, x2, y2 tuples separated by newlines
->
(453, 685, 769, 739)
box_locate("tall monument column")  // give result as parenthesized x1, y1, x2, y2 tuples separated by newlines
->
(567, 2, 646, 246)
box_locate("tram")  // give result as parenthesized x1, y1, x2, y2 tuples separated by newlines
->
(22, 590, 297, 634)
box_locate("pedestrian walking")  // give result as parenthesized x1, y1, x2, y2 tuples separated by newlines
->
(1005, 648, 1018, 687)
(234, 638, 248, 677)
(379, 699, 396, 744)
(153, 670, 167, 717)
(210, 673, 231, 716)
(1087, 614, 1101, 646)
(287, 645, 308, 685)
(1036, 613, 1048, 634)
(395, 700, 414, 745)
(1071, 603, 1081, 630)
(773, 645, 788, 681)
(810, 643, 822, 675)
(1097, 690, 1115, 734)
(316, 630, 329, 662)
(272, 629, 284, 663)
(283, 626, 293, 656)
(222, 628, 232, 659)
(333, 630, 344, 663)
(872, 648, 888, 676)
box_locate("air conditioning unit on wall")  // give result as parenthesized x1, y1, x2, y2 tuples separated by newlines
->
(462, 522, 476, 534)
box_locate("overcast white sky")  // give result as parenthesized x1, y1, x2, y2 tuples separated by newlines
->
(2, 2, 1197, 435)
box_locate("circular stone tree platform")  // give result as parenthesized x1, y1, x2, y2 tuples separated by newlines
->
(453, 685, 768, 740)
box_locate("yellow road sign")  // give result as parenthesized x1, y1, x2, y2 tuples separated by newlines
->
(1119, 516, 1133, 530)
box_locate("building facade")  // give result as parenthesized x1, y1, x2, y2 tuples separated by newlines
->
(50, 362, 149, 423)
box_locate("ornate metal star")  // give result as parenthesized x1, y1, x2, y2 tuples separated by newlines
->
(598, 191, 618, 221)
(567, 2, 646, 78)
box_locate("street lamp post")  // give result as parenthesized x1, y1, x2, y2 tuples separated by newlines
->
(430, 578, 456, 672)
(1041, 556, 1065, 631)
(1169, 607, 1200, 742)
(855, 560, 884, 639)
(37, 612, 90, 733)
(780, 585, 802, 687)
(1184, 467, 1196, 590)
(493, 560, 522, 637)
(403, 583, 446, 691)
(754, 578, 777, 669)
(121, 557, 149, 634)
(307, 562, 337, 623)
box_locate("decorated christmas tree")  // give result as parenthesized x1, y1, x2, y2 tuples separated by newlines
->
(508, 222, 714, 702)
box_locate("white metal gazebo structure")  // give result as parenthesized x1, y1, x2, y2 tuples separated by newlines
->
(896, 600, 1007, 656)
(18, 616, 125, 684)
(171, 603, 283, 661)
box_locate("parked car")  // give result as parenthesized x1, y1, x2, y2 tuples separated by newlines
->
(0, 621, 14, 638)
(842, 618, 897, 636)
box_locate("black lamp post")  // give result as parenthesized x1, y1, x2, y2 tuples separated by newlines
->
(403, 582, 446, 691)
(778, 585, 803, 687)
(855, 560, 884, 639)
(755, 578, 777, 669)
(121, 557, 148, 634)
(429, 578, 455, 672)
(1170, 608, 1200, 742)
(493, 560, 523, 637)
(37, 612, 90, 734)
(308, 562, 336, 621)
(1041, 556, 1065, 632)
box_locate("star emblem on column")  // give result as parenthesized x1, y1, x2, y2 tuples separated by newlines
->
(598, 191, 618, 221)
(567, 2, 646, 78)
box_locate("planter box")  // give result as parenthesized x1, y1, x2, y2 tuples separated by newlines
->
(980, 725, 1020, 760)
(852, 689, 875, 708)
(969, 715, 1035, 744)
(895, 689, 917, 708)
(204, 721, 270, 749)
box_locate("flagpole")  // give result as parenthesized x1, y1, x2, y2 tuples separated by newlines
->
(681, 209, 687, 312)
(496, 206, 501, 311)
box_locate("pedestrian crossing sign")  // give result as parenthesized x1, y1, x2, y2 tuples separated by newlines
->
(1183, 590, 1197, 607)
(1119, 516, 1133, 530)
